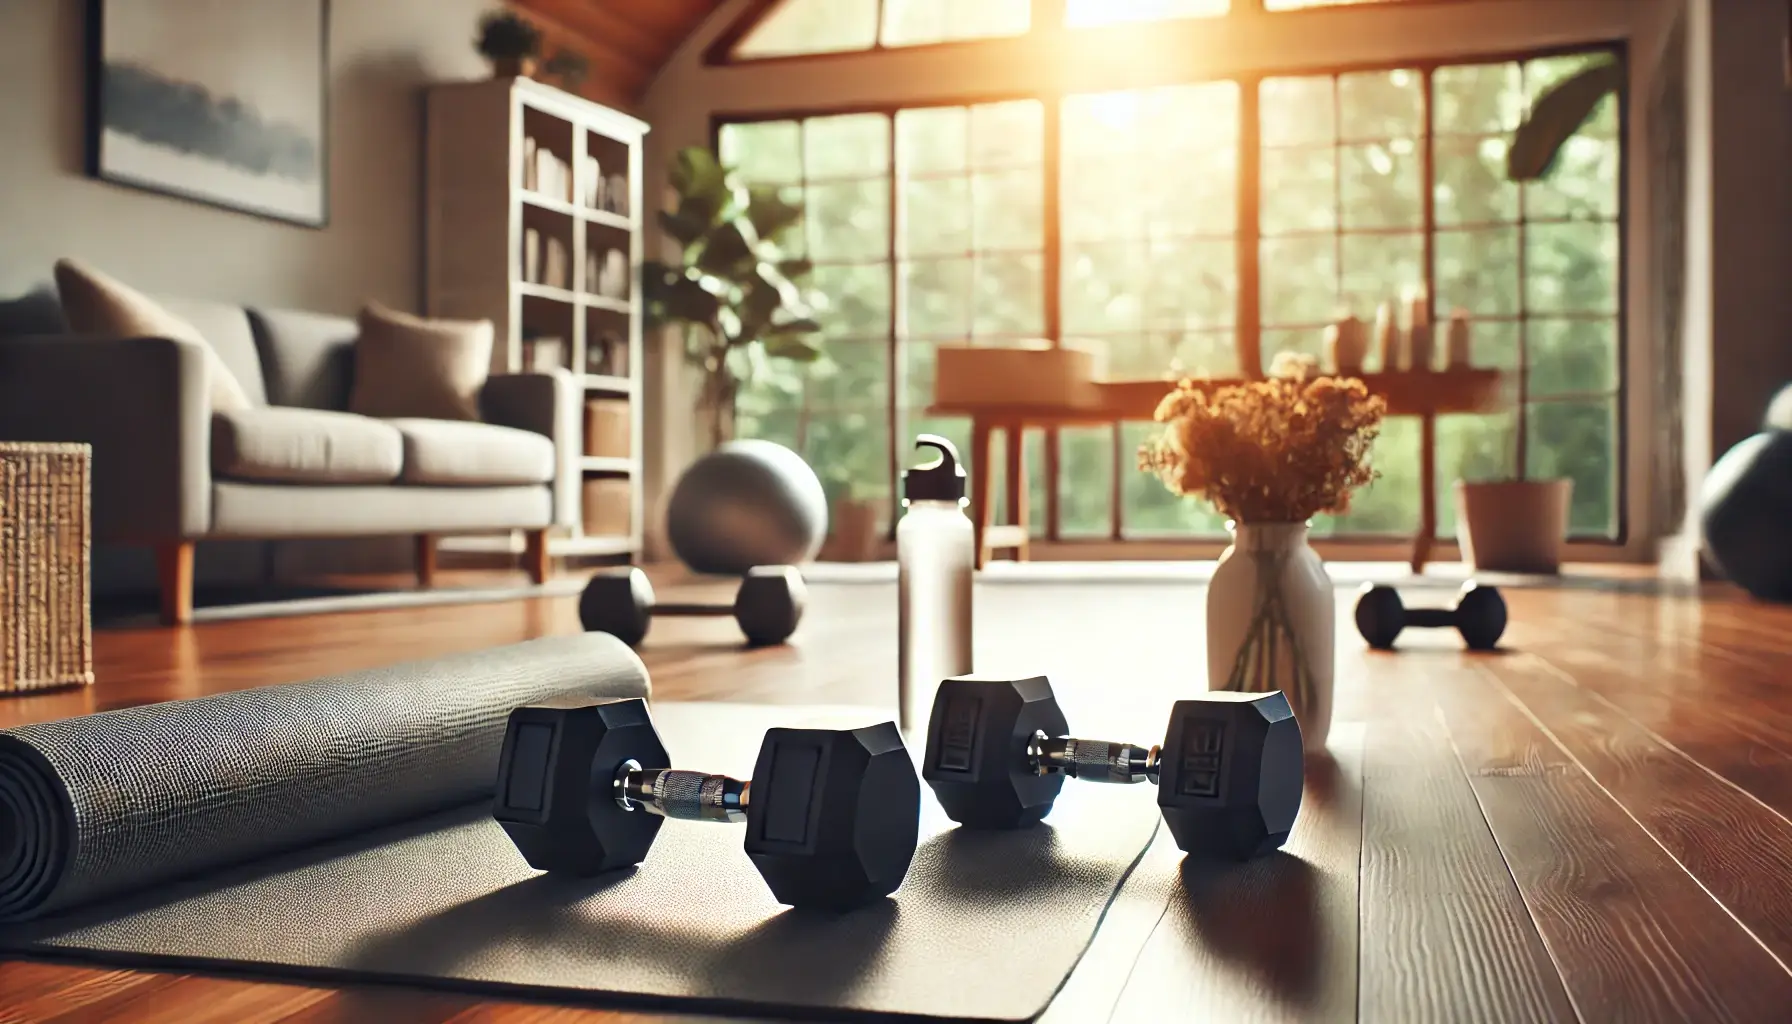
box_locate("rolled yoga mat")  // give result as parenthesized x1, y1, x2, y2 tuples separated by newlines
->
(0, 647, 1163, 1022)
(0, 633, 650, 922)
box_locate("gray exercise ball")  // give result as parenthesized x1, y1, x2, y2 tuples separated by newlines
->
(1699, 430, 1792, 602)
(1766, 382, 1792, 431)
(666, 439, 829, 576)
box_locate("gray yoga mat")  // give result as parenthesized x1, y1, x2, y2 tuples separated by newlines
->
(0, 666, 1161, 1021)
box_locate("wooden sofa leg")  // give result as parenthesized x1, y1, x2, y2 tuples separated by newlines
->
(523, 529, 550, 584)
(156, 541, 195, 627)
(415, 534, 437, 588)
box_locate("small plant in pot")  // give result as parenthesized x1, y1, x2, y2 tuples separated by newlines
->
(643, 146, 826, 451)
(476, 9, 543, 79)
(1453, 55, 1618, 573)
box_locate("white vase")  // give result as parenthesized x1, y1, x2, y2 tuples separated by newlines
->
(1206, 521, 1334, 753)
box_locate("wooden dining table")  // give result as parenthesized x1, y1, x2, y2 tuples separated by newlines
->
(928, 369, 1507, 570)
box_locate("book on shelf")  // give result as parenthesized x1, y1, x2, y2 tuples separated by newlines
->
(581, 154, 604, 209)
(522, 227, 541, 284)
(543, 236, 568, 291)
(522, 136, 537, 191)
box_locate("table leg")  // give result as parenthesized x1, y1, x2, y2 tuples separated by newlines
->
(1411, 412, 1437, 574)
(971, 418, 994, 570)
(1005, 423, 1029, 562)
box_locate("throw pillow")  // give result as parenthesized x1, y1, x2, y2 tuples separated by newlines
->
(52, 257, 253, 412)
(348, 302, 493, 422)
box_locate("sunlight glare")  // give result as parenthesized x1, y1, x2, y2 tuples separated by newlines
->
(1065, 0, 1230, 28)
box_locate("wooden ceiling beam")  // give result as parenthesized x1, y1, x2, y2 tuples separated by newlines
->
(520, 0, 665, 57)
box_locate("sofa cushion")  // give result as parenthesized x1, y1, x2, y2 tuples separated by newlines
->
(248, 308, 358, 410)
(158, 295, 269, 407)
(52, 258, 258, 410)
(212, 406, 404, 485)
(348, 303, 493, 422)
(387, 418, 555, 486)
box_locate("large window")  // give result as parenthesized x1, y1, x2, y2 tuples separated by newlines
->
(720, 48, 1624, 542)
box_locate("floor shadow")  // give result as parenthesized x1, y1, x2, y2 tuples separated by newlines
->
(1176, 851, 1324, 1010)
(346, 868, 901, 1011)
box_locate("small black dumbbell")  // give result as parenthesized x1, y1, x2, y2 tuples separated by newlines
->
(493, 696, 920, 910)
(579, 565, 806, 647)
(1354, 581, 1507, 651)
(921, 675, 1304, 861)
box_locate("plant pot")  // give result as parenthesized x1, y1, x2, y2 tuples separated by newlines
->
(1206, 521, 1334, 754)
(489, 55, 538, 78)
(1455, 478, 1573, 574)
(825, 498, 881, 562)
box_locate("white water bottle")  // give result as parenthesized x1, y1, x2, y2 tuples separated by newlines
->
(896, 435, 974, 735)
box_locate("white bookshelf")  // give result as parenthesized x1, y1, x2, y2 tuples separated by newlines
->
(423, 76, 649, 561)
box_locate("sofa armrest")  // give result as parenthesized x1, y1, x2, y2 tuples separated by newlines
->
(481, 368, 579, 529)
(0, 333, 212, 542)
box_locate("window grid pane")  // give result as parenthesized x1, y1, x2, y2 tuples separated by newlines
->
(722, 44, 1625, 547)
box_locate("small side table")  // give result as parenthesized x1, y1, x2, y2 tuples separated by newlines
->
(1, 442, 94, 693)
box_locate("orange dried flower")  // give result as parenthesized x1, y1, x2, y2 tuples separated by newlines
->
(1137, 370, 1387, 523)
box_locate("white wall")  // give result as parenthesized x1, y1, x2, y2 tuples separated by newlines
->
(0, 0, 492, 313)
(641, 0, 1680, 563)
(1659, 0, 1792, 581)
(0, 0, 497, 589)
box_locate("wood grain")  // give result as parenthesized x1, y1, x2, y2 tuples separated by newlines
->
(1439, 656, 1792, 1022)
(1355, 651, 1575, 1023)
(1484, 652, 1792, 969)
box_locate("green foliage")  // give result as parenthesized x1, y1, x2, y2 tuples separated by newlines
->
(723, 51, 1623, 541)
(475, 10, 542, 61)
(1508, 56, 1623, 182)
(643, 146, 825, 449)
(542, 49, 590, 90)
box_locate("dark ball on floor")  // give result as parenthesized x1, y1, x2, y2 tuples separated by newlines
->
(1700, 431, 1792, 602)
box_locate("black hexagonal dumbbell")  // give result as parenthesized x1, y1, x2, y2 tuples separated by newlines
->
(579, 565, 806, 648)
(492, 696, 919, 910)
(1353, 581, 1507, 651)
(921, 675, 1305, 861)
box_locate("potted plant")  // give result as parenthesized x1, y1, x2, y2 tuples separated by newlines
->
(476, 9, 543, 79)
(1452, 56, 1617, 573)
(643, 146, 827, 451)
(542, 48, 589, 92)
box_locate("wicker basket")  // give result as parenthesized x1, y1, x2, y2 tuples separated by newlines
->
(1, 442, 94, 693)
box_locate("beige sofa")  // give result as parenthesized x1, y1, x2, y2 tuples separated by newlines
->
(0, 295, 579, 624)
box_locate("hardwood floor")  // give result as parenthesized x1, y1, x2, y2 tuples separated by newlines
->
(4, 567, 1792, 1022)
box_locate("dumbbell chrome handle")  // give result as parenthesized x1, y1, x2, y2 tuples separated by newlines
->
(614, 761, 750, 824)
(1028, 732, 1161, 785)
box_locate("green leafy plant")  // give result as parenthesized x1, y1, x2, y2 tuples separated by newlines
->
(1507, 54, 1622, 183)
(644, 145, 826, 450)
(542, 48, 589, 91)
(475, 10, 543, 64)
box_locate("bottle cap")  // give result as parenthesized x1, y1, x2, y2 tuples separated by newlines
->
(902, 434, 966, 504)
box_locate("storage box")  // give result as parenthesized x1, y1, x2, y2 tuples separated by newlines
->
(581, 478, 632, 537)
(933, 341, 1103, 409)
(583, 399, 631, 458)
(2, 442, 93, 693)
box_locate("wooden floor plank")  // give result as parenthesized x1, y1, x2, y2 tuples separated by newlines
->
(1356, 651, 1575, 1023)
(1484, 653, 1792, 973)
(1440, 663, 1792, 1022)
(1106, 725, 1365, 1023)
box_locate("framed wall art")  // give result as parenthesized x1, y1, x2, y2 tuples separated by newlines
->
(86, 0, 331, 227)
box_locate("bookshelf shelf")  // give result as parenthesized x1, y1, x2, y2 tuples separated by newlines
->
(424, 76, 649, 562)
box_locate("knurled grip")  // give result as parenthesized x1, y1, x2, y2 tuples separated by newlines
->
(1061, 738, 1140, 784)
(649, 770, 712, 821)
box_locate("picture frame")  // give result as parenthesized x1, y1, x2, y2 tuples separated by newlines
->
(85, 0, 331, 228)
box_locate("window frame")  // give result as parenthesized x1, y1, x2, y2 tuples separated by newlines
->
(705, 0, 1546, 68)
(710, 38, 1630, 547)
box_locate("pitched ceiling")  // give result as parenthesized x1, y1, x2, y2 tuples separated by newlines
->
(511, 0, 731, 111)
